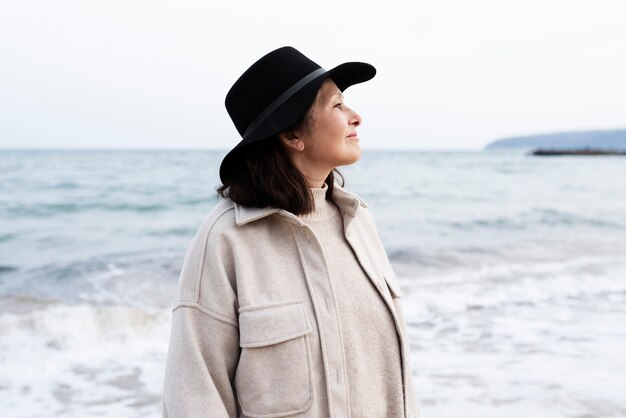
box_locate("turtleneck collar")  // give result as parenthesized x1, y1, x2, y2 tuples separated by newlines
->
(298, 182, 339, 222)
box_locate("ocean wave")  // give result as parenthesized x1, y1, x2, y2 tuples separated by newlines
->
(0, 303, 169, 417)
(52, 181, 80, 190)
(147, 227, 196, 237)
(399, 255, 626, 318)
(0, 233, 16, 243)
(442, 208, 624, 231)
(0, 255, 180, 310)
(0, 265, 18, 274)
(387, 247, 479, 269)
(5, 202, 170, 217)
(4, 195, 218, 217)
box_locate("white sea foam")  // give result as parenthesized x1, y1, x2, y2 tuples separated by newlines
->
(0, 304, 170, 418)
(401, 254, 626, 316)
(398, 255, 626, 418)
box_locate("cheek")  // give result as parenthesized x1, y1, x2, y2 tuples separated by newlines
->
(327, 113, 347, 136)
(305, 111, 347, 150)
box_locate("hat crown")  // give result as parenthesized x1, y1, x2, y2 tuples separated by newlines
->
(225, 46, 322, 138)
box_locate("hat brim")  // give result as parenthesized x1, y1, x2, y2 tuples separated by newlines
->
(219, 62, 375, 184)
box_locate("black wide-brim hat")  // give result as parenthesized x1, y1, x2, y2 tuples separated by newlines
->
(220, 46, 376, 184)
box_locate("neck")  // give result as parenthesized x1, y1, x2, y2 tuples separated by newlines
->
(287, 155, 331, 188)
(307, 178, 326, 188)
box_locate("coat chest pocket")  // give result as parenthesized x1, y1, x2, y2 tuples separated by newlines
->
(235, 301, 314, 417)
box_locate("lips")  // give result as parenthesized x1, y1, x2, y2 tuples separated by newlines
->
(347, 132, 358, 138)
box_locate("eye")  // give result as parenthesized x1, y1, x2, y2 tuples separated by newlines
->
(334, 102, 343, 108)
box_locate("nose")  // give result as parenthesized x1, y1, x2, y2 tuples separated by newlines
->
(349, 107, 362, 127)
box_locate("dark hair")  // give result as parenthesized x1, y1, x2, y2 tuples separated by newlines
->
(216, 136, 344, 215)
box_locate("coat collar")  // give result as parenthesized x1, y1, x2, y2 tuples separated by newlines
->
(234, 184, 368, 227)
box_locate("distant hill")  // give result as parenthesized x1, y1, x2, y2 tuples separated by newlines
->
(485, 129, 626, 150)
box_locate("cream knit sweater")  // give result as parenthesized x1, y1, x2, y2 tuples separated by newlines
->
(298, 183, 405, 417)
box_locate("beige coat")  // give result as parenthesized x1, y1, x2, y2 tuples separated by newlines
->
(162, 185, 420, 418)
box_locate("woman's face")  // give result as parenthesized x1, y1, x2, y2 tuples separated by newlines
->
(286, 78, 363, 179)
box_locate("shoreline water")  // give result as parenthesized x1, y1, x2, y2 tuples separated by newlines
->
(1, 150, 625, 417)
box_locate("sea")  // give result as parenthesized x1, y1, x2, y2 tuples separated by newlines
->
(1, 149, 625, 418)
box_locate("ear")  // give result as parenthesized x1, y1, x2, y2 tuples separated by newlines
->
(278, 130, 305, 152)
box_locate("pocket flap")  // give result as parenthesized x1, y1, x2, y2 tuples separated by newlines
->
(382, 267, 403, 298)
(238, 302, 312, 348)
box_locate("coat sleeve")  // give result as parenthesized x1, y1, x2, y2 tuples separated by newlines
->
(162, 306, 240, 417)
(162, 210, 241, 418)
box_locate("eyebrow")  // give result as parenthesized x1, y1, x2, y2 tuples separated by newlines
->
(331, 92, 344, 100)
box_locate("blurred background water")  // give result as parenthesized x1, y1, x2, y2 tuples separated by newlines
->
(1, 149, 625, 417)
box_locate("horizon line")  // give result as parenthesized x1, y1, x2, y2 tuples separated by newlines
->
(0, 146, 489, 152)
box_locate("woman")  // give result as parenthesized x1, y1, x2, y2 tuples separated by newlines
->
(162, 46, 420, 418)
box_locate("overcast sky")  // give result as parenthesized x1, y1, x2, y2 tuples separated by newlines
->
(1, 0, 625, 150)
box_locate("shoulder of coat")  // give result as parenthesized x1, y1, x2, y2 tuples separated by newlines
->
(194, 198, 238, 240)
